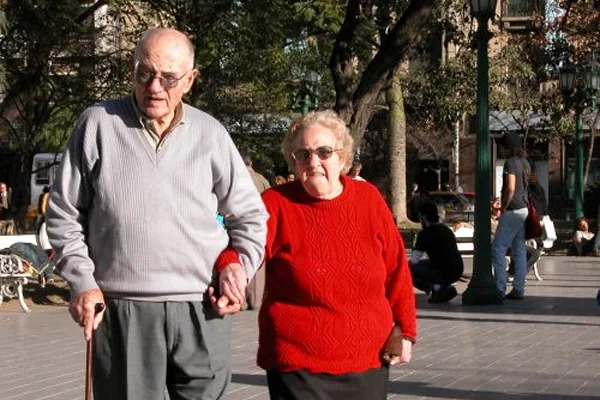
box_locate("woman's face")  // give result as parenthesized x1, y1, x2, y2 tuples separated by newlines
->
(292, 123, 346, 200)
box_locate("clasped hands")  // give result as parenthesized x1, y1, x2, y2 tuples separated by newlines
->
(208, 263, 248, 316)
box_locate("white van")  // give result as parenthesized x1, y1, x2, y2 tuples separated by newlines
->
(30, 153, 62, 205)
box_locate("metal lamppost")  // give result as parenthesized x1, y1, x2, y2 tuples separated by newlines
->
(292, 71, 320, 115)
(462, 0, 503, 305)
(559, 55, 600, 220)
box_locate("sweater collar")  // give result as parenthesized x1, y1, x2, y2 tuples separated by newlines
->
(291, 174, 355, 208)
(129, 95, 186, 131)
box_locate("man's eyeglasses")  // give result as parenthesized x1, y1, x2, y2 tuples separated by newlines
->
(135, 65, 191, 89)
(291, 146, 342, 163)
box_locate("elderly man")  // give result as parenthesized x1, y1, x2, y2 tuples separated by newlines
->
(47, 28, 268, 399)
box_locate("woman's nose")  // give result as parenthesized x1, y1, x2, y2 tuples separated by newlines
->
(307, 151, 321, 166)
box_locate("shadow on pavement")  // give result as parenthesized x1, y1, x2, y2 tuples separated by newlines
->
(417, 294, 600, 318)
(231, 374, 600, 400)
(232, 373, 267, 386)
(388, 380, 599, 399)
(419, 314, 599, 327)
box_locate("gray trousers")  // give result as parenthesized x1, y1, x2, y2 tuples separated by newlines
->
(93, 299, 231, 400)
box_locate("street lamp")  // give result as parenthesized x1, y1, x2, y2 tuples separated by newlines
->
(462, 0, 503, 305)
(559, 55, 600, 220)
(290, 71, 320, 115)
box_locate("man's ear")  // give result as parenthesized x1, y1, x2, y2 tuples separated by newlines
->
(130, 59, 140, 86)
(183, 69, 199, 93)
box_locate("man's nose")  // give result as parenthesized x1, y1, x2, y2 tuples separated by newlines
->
(147, 75, 164, 92)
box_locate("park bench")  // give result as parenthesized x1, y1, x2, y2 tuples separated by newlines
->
(0, 234, 47, 313)
(0, 253, 32, 312)
(452, 224, 546, 281)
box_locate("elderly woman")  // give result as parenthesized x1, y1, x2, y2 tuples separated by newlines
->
(258, 111, 417, 400)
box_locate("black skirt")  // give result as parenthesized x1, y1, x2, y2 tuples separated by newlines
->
(266, 366, 389, 400)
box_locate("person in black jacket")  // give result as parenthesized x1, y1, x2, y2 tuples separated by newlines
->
(409, 202, 464, 303)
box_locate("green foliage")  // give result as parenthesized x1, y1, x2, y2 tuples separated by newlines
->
(0, 0, 133, 148)
(37, 107, 82, 152)
(132, 0, 343, 158)
(404, 52, 477, 130)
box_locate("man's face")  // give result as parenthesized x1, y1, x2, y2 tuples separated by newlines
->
(0, 184, 6, 193)
(133, 33, 197, 126)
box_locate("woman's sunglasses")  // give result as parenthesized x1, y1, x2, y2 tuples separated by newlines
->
(292, 146, 342, 163)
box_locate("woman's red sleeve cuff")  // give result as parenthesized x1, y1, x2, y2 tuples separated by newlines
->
(215, 247, 241, 272)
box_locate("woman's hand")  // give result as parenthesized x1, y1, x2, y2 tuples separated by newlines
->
(386, 339, 413, 365)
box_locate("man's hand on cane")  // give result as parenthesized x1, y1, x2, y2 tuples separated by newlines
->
(69, 288, 105, 341)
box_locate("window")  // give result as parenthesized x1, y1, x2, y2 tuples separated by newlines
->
(35, 161, 51, 185)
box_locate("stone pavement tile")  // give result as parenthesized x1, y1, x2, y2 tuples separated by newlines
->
(574, 377, 600, 397)
(226, 380, 269, 400)
(2, 256, 600, 400)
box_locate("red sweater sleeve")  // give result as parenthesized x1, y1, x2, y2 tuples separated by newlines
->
(214, 246, 241, 272)
(378, 198, 418, 342)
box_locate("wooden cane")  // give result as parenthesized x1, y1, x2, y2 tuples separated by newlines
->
(85, 334, 93, 400)
(85, 303, 104, 400)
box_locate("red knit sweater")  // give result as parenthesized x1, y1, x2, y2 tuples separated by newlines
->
(258, 176, 417, 374)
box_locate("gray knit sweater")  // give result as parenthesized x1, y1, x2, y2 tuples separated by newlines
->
(47, 97, 268, 301)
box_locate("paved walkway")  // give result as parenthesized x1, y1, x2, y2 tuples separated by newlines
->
(1, 256, 599, 400)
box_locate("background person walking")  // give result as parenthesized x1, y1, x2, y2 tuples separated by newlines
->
(492, 132, 530, 300)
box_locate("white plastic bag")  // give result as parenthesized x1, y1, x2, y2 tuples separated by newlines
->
(541, 216, 557, 249)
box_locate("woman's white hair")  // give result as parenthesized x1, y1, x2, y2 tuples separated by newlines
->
(282, 110, 354, 173)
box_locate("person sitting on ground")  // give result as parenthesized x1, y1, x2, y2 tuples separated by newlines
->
(409, 202, 464, 303)
(572, 217, 599, 256)
(490, 197, 502, 235)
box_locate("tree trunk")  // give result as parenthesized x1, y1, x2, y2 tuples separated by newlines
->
(386, 68, 408, 226)
(584, 111, 599, 187)
(330, 0, 437, 148)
